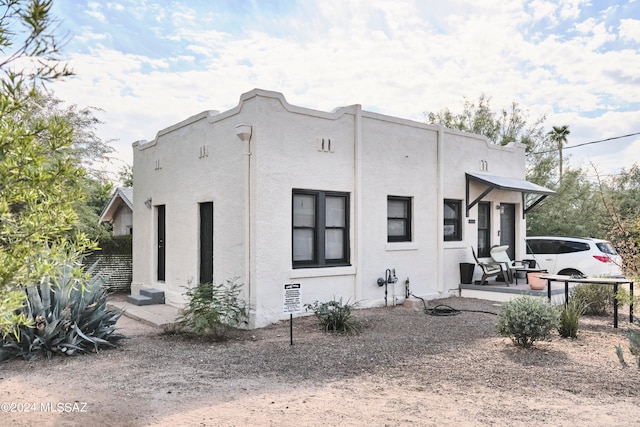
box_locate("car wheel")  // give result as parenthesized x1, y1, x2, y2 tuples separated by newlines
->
(558, 268, 584, 277)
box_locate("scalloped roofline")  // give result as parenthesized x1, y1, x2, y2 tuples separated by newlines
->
(133, 88, 521, 153)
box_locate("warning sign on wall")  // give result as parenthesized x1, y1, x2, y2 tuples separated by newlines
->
(283, 283, 302, 314)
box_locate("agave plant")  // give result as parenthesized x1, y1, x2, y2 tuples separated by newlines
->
(0, 262, 125, 361)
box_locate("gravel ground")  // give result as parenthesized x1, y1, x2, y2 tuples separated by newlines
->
(1, 296, 639, 426)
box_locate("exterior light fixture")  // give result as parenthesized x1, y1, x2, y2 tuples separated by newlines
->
(144, 197, 152, 209)
(235, 124, 252, 142)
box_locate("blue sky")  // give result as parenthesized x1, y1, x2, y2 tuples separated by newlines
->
(48, 0, 640, 179)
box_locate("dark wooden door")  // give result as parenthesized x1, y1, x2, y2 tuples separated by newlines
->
(500, 203, 516, 260)
(157, 205, 166, 281)
(199, 202, 213, 284)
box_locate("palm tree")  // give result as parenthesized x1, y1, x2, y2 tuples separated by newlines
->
(548, 125, 570, 181)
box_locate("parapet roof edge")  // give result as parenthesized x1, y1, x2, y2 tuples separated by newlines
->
(134, 110, 221, 150)
(131, 89, 525, 154)
(207, 88, 360, 125)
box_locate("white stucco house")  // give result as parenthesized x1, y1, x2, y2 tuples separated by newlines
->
(99, 186, 133, 236)
(131, 89, 553, 328)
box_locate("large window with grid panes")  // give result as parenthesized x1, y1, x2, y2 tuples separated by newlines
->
(292, 190, 350, 268)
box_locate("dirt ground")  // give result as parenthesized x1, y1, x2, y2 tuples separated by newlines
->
(1, 296, 639, 426)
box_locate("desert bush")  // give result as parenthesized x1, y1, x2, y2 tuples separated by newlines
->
(497, 295, 558, 348)
(304, 298, 360, 334)
(615, 320, 640, 368)
(615, 287, 639, 315)
(557, 297, 586, 338)
(571, 284, 613, 316)
(0, 263, 125, 361)
(177, 279, 248, 341)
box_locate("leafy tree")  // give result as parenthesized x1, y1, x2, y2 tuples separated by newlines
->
(0, 0, 71, 85)
(594, 164, 640, 278)
(526, 168, 604, 237)
(426, 95, 548, 154)
(548, 125, 570, 181)
(74, 177, 114, 241)
(11, 88, 117, 242)
(118, 164, 133, 187)
(21, 89, 115, 179)
(426, 95, 608, 238)
(0, 0, 96, 337)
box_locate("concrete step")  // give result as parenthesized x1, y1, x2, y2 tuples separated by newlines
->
(108, 295, 180, 328)
(140, 288, 165, 304)
(127, 295, 155, 306)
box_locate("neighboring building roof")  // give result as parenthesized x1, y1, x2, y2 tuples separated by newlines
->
(99, 187, 134, 223)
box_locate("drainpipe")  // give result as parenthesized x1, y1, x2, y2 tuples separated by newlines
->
(236, 124, 253, 323)
(354, 104, 362, 302)
(436, 124, 445, 294)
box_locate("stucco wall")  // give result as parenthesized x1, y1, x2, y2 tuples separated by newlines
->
(357, 113, 440, 304)
(441, 129, 528, 287)
(249, 96, 357, 324)
(132, 110, 247, 307)
(132, 89, 532, 328)
(112, 204, 132, 236)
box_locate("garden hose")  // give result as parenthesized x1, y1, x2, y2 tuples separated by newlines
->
(410, 293, 498, 316)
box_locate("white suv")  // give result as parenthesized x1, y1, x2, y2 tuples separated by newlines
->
(525, 236, 623, 278)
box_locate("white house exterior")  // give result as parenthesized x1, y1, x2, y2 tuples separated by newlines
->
(131, 89, 553, 328)
(99, 186, 133, 236)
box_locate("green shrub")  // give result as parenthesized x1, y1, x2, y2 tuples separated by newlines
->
(0, 263, 125, 361)
(177, 279, 248, 341)
(497, 295, 558, 348)
(557, 297, 586, 338)
(97, 234, 132, 255)
(615, 287, 639, 314)
(304, 298, 360, 334)
(571, 284, 613, 316)
(615, 320, 640, 368)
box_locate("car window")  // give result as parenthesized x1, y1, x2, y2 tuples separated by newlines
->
(596, 242, 618, 255)
(525, 239, 538, 254)
(558, 240, 590, 254)
(526, 239, 558, 254)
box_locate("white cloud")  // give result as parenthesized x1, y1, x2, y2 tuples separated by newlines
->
(107, 2, 125, 12)
(619, 18, 640, 43)
(529, 0, 559, 23)
(558, 0, 588, 20)
(47, 0, 640, 177)
(86, 1, 106, 22)
(85, 9, 106, 22)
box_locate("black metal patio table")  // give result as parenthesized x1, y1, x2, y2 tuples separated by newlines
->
(539, 274, 634, 328)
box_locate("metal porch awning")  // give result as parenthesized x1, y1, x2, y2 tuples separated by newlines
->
(465, 172, 555, 218)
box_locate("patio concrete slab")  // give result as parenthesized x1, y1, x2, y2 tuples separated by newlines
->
(459, 280, 573, 303)
(107, 295, 180, 328)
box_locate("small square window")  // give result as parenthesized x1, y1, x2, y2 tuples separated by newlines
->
(388, 196, 412, 242)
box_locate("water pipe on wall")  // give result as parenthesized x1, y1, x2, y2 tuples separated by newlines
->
(377, 268, 398, 306)
(405, 277, 410, 298)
